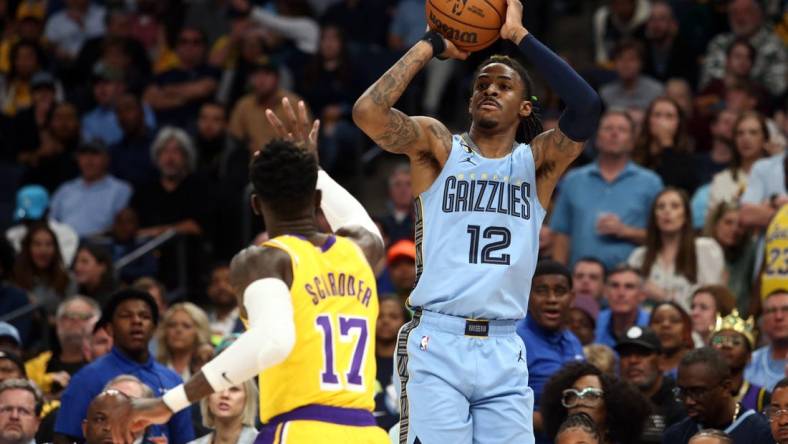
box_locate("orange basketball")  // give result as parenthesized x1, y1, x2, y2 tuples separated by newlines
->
(426, 0, 506, 52)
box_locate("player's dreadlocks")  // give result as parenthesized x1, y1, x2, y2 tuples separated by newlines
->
(249, 139, 318, 215)
(473, 55, 543, 144)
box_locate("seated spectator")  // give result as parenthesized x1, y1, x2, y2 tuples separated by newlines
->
(0, 40, 47, 117)
(107, 207, 158, 284)
(54, 288, 194, 444)
(599, 40, 664, 112)
(689, 430, 733, 444)
(228, 57, 306, 153)
(592, 0, 650, 66)
(695, 109, 736, 186)
(568, 295, 599, 346)
(555, 412, 601, 444)
(86, 319, 112, 362)
(108, 93, 158, 190)
(595, 265, 650, 348)
(44, 0, 105, 62)
(20, 100, 81, 193)
(768, 378, 788, 444)
(132, 277, 168, 318)
(616, 326, 686, 442)
(700, 0, 786, 98)
(385, 240, 416, 300)
(205, 263, 240, 342)
(0, 350, 24, 382)
(12, 222, 76, 317)
(82, 389, 145, 444)
(710, 311, 769, 413)
(193, 101, 242, 181)
(690, 286, 736, 346)
(374, 295, 408, 431)
(190, 378, 257, 444)
(144, 27, 220, 129)
(378, 165, 414, 244)
(155, 303, 211, 381)
(628, 188, 725, 309)
(583, 343, 618, 376)
(6, 70, 58, 166)
(745, 289, 788, 391)
(641, 1, 698, 86)
(213, 24, 272, 109)
(73, 244, 115, 306)
(697, 39, 771, 116)
(704, 203, 756, 314)
(665, 347, 772, 443)
(551, 110, 663, 269)
(49, 140, 132, 237)
(25, 296, 99, 395)
(516, 260, 584, 444)
(101, 375, 172, 443)
(572, 257, 606, 304)
(650, 302, 694, 378)
(633, 97, 698, 193)
(0, 379, 43, 444)
(740, 150, 787, 231)
(540, 361, 650, 444)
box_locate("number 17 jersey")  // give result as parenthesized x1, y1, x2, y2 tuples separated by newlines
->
(410, 135, 546, 320)
(258, 234, 378, 423)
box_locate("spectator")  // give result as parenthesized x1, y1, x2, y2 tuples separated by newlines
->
(745, 289, 788, 391)
(540, 361, 650, 443)
(517, 260, 584, 444)
(592, 0, 650, 66)
(616, 326, 686, 442)
(73, 244, 115, 306)
(81, 389, 146, 444)
(193, 101, 242, 180)
(80, 64, 156, 146)
(599, 40, 664, 112)
(0, 350, 24, 383)
(132, 277, 168, 317)
(650, 301, 694, 378)
(25, 295, 99, 395)
(551, 110, 663, 269)
(689, 430, 733, 444)
(697, 39, 771, 116)
(695, 109, 736, 186)
(213, 24, 271, 109)
(690, 286, 736, 346)
(0, 379, 42, 444)
(664, 347, 772, 443)
(228, 57, 306, 153)
(190, 379, 258, 444)
(628, 188, 725, 309)
(0, 40, 47, 117)
(641, 1, 698, 86)
(583, 343, 618, 376)
(108, 93, 158, 190)
(379, 165, 414, 244)
(385, 239, 416, 299)
(704, 203, 756, 314)
(768, 378, 788, 444)
(700, 0, 787, 98)
(21, 100, 81, 193)
(155, 302, 211, 381)
(572, 257, 607, 303)
(54, 288, 194, 444)
(568, 295, 600, 346)
(710, 311, 769, 413)
(707, 111, 770, 215)
(760, 205, 788, 300)
(12, 222, 77, 317)
(7, 70, 59, 167)
(740, 149, 787, 231)
(374, 294, 408, 431)
(0, 325, 21, 357)
(632, 97, 698, 193)
(44, 0, 106, 61)
(595, 265, 650, 348)
(49, 140, 132, 237)
(107, 207, 158, 284)
(86, 319, 112, 362)
(555, 412, 601, 444)
(144, 27, 220, 129)
(205, 263, 240, 342)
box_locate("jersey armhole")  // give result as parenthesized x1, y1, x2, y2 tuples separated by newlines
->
(418, 134, 462, 200)
(261, 239, 299, 289)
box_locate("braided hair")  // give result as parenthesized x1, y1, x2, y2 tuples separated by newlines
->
(472, 55, 543, 144)
(556, 412, 600, 443)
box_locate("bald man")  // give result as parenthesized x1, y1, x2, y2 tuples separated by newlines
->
(83, 390, 136, 444)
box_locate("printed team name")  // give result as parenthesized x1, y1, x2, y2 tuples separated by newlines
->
(766, 225, 788, 243)
(304, 273, 373, 307)
(441, 176, 531, 219)
(428, 12, 478, 45)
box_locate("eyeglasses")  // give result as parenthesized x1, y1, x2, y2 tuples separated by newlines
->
(764, 407, 788, 421)
(0, 405, 34, 417)
(561, 387, 604, 408)
(673, 385, 716, 402)
(710, 335, 746, 348)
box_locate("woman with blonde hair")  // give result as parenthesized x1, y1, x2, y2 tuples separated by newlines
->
(188, 376, 258, 444)
(155, 302, 211, 380)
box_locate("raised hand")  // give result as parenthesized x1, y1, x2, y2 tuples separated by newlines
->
(265, 97, 320, 158)
(108, 397, 173, 444)
(500, 0, 528, 43)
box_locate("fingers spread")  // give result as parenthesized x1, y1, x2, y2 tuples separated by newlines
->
(265, 109, 288, 138)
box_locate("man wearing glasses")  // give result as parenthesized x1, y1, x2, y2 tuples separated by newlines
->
(0, 379, 42, 444)
(663, 347, 771, 443)
(767, 377, 788, 444)
(746, 289, 788, 391)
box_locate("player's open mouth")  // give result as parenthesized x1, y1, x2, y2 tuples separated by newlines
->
(479, 99, 500, 110)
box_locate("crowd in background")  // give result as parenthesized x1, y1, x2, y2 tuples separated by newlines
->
(0, 0, 785, 443)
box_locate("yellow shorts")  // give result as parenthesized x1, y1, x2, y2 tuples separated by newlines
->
(258, 405, 390, 444)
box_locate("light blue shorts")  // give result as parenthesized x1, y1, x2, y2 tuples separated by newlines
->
(395, 310, 534, 444)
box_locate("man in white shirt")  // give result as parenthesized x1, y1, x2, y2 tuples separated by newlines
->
(44, 0, 105, 60)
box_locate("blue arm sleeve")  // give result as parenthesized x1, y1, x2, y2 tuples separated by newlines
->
(517, 34, 601, 141)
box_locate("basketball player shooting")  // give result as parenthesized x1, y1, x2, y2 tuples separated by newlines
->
(352, 0, 601, 442)
(105, 100, 390, 444)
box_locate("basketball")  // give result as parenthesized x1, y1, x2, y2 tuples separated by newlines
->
(425, 0, 506, 52)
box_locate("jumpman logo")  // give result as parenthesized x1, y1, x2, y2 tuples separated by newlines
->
(517, 350, 524, 363)
(460, 156, 476, 166)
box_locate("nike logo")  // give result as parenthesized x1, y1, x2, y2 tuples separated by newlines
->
(460, 157, 476, 166)
(221, 372, 233, 384)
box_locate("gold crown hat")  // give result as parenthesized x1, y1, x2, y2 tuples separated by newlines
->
(713, 309, 757, 349)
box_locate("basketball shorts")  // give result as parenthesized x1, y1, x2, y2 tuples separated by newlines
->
(395, 310, 534, 444)
(254, 405, 390, 444)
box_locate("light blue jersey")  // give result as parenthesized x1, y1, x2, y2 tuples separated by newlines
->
(409, 134, 546, 320)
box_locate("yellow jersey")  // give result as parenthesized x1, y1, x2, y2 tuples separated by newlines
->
(257, 234, 378, 423)
(762, 204, 788, 299)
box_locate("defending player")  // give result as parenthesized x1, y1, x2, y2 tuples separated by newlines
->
(351, 0, 601, 442)
(106, 101, 389, 444)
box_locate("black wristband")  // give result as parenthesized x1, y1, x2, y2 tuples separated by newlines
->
(421, 31, 447, 59)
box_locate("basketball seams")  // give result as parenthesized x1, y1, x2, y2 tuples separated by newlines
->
(426, 0, 501, 31)
(483, 0, 504, 21)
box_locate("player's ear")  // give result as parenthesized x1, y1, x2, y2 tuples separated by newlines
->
(519, 99, 533, 119)
(251, 193, 261, 216)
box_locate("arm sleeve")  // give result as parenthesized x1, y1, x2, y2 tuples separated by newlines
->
(517, 35, 601, 141)
(317, 170, 383, 244)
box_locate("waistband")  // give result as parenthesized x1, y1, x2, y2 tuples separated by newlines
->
(264, 404, 377, 428)
(416, 309, 517, 337)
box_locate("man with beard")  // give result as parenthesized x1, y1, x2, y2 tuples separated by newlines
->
(205, 263, 241, 341)
(0, 379, 42, 444)
(767, 378, 788, 444)
(664, 347, 771, 443)
(616, 326, 685, 443)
